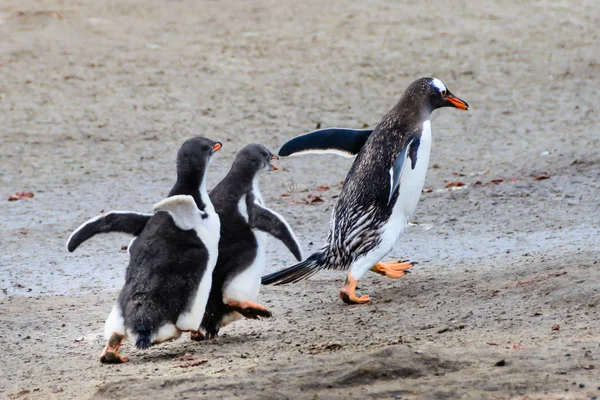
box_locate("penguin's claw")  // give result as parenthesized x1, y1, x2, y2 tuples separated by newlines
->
(339, 273, 371, 304)
(100, 333, 128, 364)
(399, 259, 419, 265)
(370, 260, 414, 279)
(189, 330, 206, 342)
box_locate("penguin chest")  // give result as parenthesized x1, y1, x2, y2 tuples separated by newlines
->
(223, 229, 266, 303)
(175, 206, 221, 332)
(222, 192, 267, 303)
(190, 207, 220, 277)
(386, 120, 432, 238)
(194, 206, 221, 257)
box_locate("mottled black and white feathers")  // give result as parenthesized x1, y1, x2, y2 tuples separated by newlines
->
(262, 77, 468, 285)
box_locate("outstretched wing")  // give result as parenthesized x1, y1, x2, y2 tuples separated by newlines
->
(153, 195, 206, 231)
(248, 203, 303, 261)
(278, 128, 373, 158)
(66, 211, 152, 252)
(389, 134, 421, 203)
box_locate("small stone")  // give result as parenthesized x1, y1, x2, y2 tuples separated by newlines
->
(494, 359, 506, 367)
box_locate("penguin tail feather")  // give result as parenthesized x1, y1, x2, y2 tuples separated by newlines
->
(261, 251, 325, 285)
(135, 328, 152, 350)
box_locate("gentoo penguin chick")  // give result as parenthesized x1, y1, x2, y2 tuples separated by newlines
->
(262, 77, 468, 304)
(66, 144, 302, 338)
(199, 144, 302, 339)
(100, 138, 222, 363)
(66, 135, 222, 252)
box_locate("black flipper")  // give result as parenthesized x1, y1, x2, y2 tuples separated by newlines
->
(278, 128, 373, 158)
(66, 211, 152, 252)
(388, 135, 421, 203)
(249, 203, 303, 261)
(261, 251, 325, 285)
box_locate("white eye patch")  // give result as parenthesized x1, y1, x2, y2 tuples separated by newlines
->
(431, 78, 446, 93)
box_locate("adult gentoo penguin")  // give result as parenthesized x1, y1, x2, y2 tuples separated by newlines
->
(100, 137, 222, 363)
(67, 144, 302, 338)
(262, 77, 468, 304)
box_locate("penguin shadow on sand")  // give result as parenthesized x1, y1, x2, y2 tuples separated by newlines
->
(67, 139, 302, 363)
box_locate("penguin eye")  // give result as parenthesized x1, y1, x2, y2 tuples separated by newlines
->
(441, 90, 446, 97)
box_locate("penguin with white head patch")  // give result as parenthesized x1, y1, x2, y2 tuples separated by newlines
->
(262, 77, 468, 304)
(67, 144, 302, 340)
(99, 137, 222, 363)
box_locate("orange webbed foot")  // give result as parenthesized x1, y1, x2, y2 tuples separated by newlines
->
(227, 300, 272, 319)
(370, 260, 415, 279)
(189, 330, 206, 342)
(339, 274, 371, 305)
(100, 333, 129, 364)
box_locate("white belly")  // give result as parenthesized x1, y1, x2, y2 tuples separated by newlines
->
(386, 120, 432, 243)
(176, 208, 220, 331)
(223, 230, 266, 303)
(349, 121, 433, 280)
(223, 182, 267, 303)
(174, 188, 221, 331)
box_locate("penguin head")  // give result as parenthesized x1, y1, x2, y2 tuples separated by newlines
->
(176, 136, 222, 179)
(410, 77, 469, 112)
(234, 144, 279, 175)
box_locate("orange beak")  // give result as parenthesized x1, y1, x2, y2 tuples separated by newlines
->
(270, 155, 279, 170)
(212, 142, 222, 152)
(445, 95, 469, 110)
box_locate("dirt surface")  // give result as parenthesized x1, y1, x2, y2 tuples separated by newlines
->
(1, 0, 599, 398)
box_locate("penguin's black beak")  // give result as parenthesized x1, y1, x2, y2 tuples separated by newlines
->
(212, 142, 222, 152)
(269, 155, 279, 171)
(444, 93, 469, 110)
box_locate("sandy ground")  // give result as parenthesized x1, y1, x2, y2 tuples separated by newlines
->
(1, 0, 599, 398)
